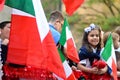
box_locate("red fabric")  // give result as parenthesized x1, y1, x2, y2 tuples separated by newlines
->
(3, 64, 57, 80)
(92, 60, 106, 69)
(73, 70, 82, 79)
(73, 70, 88, 79)
(112, 58, 118, 80)
(67, 38, 79, 63)
(80, 72, 112, 80)
(0, 0, 5, 11)
(62, 0, 84, 16)
(7, 14, 65, 79)
(67, 73, 76, 80)
(91, 73, 112, 80)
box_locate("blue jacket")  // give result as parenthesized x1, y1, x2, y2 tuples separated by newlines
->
(79, 46, 100, 65)
(49, 24, 60, 45)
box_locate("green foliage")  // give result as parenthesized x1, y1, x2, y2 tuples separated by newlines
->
(99, 14, 120, 31)
(65, 13, 80, 25)
(41, 0, 60, 19)
(66, 13, 120, 33)
(87, 0, 102, 6)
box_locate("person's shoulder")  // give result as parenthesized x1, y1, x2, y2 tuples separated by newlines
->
(79, 46, 87, 51)
(49, 24, 54, 29)
(79, 46, 88, 53)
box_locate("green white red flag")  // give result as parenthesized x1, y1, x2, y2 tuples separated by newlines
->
(101, 33, 117, 80)
(62, 0, 84, 16)
(57, 48, 76, 80)
(0, 0, 5, 11)
(59, 18, 79, 63)
(5, 0, 65, 79)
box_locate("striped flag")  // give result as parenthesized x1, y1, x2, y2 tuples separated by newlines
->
(59, 18, 79, 63)
(0, 0, 5, 11)
(58, 48, 76, 80)
(101, 33, 117, 80)
(5, 0, 65, 79)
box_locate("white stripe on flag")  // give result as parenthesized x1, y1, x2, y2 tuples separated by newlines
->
(12, 9, 34, 18)
(63, 60, 72, 78)
(32, 0, 49, 42)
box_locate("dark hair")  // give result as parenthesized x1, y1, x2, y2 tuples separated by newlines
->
(115, 51, 120, 61)
(49, 10, 64, 22)
(0, 21, 11, 29)
(82, 24, 102, 53)
(103, 32, 119, 49)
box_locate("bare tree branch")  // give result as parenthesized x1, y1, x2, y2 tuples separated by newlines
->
(103, 0, 115, 16)
(81, 6, 107, 18)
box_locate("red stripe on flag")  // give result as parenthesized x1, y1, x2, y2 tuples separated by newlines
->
(42, 30, 66, 78)
(67, 73, 76, 80)
(7, 15, 41, 65)
(62, 0, 84, 16)
(112, 58, 117, 80)
(67, 38, 79, 63)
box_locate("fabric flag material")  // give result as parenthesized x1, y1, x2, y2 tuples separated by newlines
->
(101, 33, 117, 80)
(62, 0, 84, 16)
(5, 0, 65, 79)
(0, 0, 5, 11)
(58, 48, 76, 80)
(59, 18, 79, 63)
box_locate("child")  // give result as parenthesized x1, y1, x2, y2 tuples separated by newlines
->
(77, 23, 112, 80)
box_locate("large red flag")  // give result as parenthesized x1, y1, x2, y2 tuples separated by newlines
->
(5, 0, 65, 79)
(0, 0, 5, 11)
(62, 0, 84, 16)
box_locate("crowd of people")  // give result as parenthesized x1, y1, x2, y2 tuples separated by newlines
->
(0, 10, 120, 80)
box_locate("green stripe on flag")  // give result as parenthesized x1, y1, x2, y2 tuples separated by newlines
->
(5, 0, 35, 16)
(58, 48, 66, 62)
(59, 18, 68, 45)
(101, 34, 112, 61)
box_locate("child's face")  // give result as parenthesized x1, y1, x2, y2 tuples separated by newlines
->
(88, 29, 100, 48)
(0, 23, 11, 40)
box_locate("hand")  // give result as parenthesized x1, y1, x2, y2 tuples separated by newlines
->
(2, 39, 9, 45)
(97, 66, 107, 75)
(90, 67, 98, 74)
(71, 66, 77, 71)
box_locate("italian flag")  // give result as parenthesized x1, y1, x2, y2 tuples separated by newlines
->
(58, 48, 76, 80)
(59, 18, 79, 63)
(101, 33, 117, 80)
(5, 0, 65, 79)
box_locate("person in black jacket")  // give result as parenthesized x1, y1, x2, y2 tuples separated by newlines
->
(0, 21, 11, 64)
(0, 21, 11, 79)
